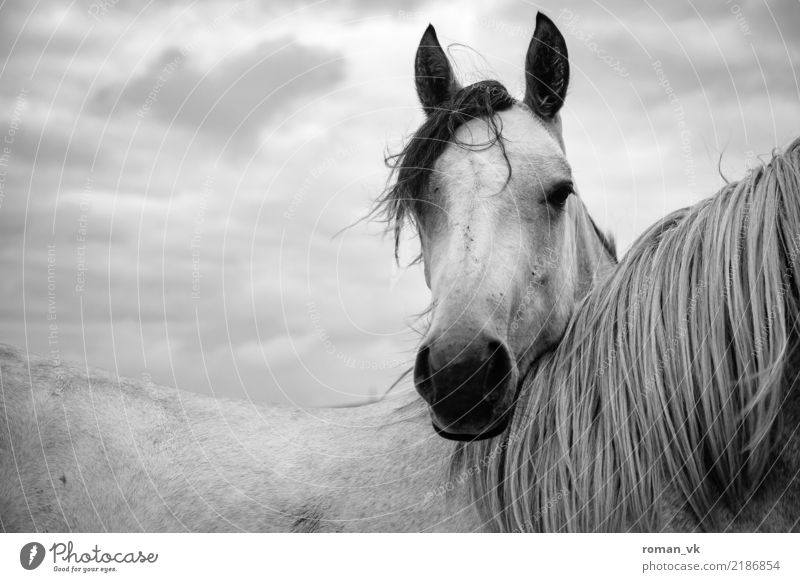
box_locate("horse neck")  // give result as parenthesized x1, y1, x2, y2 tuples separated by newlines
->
(571, 199, 615, 300)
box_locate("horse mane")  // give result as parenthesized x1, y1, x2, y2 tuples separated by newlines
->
(372, 80, 516, 259)
(456, 138, 800, 532)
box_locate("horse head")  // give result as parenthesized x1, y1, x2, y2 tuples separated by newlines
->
(383, 13, 616, 440)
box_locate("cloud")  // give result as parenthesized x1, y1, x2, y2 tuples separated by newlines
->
(91, 38, 345, 146)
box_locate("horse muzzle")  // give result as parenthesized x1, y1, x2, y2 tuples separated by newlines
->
(414, 333, 518, 441)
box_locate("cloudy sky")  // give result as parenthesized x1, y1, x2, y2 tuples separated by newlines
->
(0, 0, 798, 407)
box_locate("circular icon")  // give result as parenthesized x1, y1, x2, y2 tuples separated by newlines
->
(20, 542, 46, 570)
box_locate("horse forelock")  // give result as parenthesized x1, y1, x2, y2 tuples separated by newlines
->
(373, 80, 516, 260)
(453, 138, 800, 532)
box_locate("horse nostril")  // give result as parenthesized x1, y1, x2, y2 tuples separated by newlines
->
(414, 345, 433, 396)
(484, 340, 513, 396)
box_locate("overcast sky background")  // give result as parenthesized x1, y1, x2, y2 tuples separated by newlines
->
(0, 0, 798, 407)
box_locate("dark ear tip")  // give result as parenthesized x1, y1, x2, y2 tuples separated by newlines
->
(535, 11, 556, 29)
(422, 23, 438, 40)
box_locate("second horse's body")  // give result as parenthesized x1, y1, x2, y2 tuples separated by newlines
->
(0, 344, 474, 532)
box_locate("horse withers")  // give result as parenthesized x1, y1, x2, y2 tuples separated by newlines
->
(377, 13, 615, 440)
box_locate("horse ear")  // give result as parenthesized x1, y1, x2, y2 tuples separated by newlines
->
(524, 12, 569, 120)
(415, 24, 459, 115)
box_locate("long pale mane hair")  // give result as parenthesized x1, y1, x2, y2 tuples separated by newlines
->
(456, 138, 800, 532)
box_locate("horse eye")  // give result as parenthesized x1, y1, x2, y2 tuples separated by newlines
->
(547, 184, 573, 207)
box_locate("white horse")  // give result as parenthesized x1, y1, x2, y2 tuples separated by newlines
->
(0, 344, 473, 532)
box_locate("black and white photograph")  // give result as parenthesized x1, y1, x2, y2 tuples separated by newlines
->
(0, 0, 798, 578)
